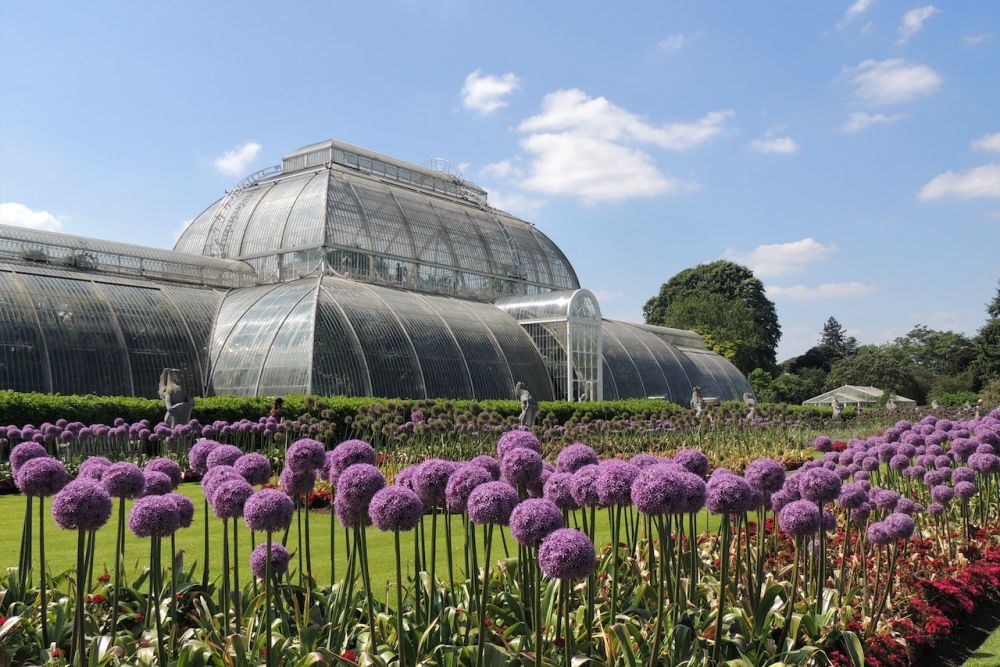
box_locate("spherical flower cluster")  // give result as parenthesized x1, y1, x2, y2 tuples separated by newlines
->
(837, 482, 868, 510)
(799, 468, 842, 504)
(673, 449, 709, 478)
(555, 443, 598, 473)
(326, 440, 377, 483)
(569, 465, 600, 508)
(102, 462, 146, 499)
(206, 445, 243, 470)
(595, 460, 640, 507)
(143, 471, 174, 497)
(369, 485, 424, 532)
(414, 459, 457, 508)
(631, 465, 685, 516)
(509, 499, 563, 547)
(538, 528, 596, 580)
(469, 455, 501, 481)
(144, 458, 182, 488)
(955, 480, 977, 500)
(969, 453, 1000, 474)
(244, 489, 295, 533)
(496, 429, 541, 460)
(335, 464, 385, 526)
(167, 492, 195, 528)
(202, 465, 242, 501)
(630, 454, 661, 468)
(705, 472, 754, 515)
(212, 479, 254, 519)
(467, 481, 519, 526)
(542, 472, 578, 511)
(11, 442, 47, 476)
(129, 495, 180, 538)
(78, 456, 111, 482)
(52, 480, 113, 531)
(501, 448, 543, 488)
(15, 457, 68, 497)
(446, 464, 493, 513)
(744, 458, 786, 493)
(286, 438, 326, 473)
(813, 436, 833, 452)
(188, 440, 220, 474)
(280, 466, 316, 498)
(235, 453, 272, 486)
(930, 484, 954, 505)
(779, 500, 821, 536)
(250, 542, 291, 579)
(873, 489, 900, 511)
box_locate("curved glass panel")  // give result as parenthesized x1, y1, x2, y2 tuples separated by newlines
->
(602, 320, 670, 398)
(238, 175, 312, 257)
(0, 269, 49, 392)
(600, 324, 646, 399)
(257, 294, 317, 396)
(282, 172, 329, 249)
(467, 301, 554, 401)
(312, 288, 372, 397)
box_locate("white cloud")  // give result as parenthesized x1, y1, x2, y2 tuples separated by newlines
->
(748, 136, 799, 154)
(767, 282, 877, 300)
(972, 132, 1000, 152)
(214, 141, 261, 176)
(964, 33, 993, 45)
(724, 238, 837, 277)
(842, 111, 905, 133)
(591, 289, 621, 303)
(480, 160, 518, 179)
(0, 202, 63, 232)
(918, 163, 1000, 201)
(846, 58, 942, 106)
(656, 34, 688, 53)
(461, 70, 520, 114)
(171, 219, 193, 243)
(839, 0, 874, 27)
(485, 188, 545, 217)
(897, 6, 938, 44)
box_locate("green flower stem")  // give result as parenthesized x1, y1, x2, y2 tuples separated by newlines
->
(202, 497, 210, 589)
(356, 524, 377, 650)
(39, 496, 48, 648)
(816, 502, 826, 615)
(563, 578, 573, 667)
(222, 517, 230, 635)
(265, 532, 273, 667)
(111, 497, 124, 639)
(534, 546, 542, 667)
(394, 529, 405, 667)
(232, 519, 241, 628)
(475, 523, 494, 667)
(712, 517, 731, 664)
(75, 529, 85, 667)
(444, 507, 456, 605)
(153, 537, 167, 667)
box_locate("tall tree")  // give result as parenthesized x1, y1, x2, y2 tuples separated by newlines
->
(643, 260, 781, 373)
(971, 282, 1000, 388)
(826, 349, 924, 404)
(819, 316, 858, 355)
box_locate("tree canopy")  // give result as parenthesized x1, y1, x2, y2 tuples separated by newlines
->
(825, 349, 924, 404)
(820, 317, 858, 355)
(643, 260, 780, 373)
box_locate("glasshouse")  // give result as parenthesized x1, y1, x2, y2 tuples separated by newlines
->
(0, 138, 751, 403)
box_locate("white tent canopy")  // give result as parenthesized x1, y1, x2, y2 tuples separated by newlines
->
(803, 385, 917, 407)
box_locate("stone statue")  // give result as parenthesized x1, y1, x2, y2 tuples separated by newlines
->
(159, 368, 194, 427)
(515, 382, 539, 428)
(931, 399, 940, 411)
(886, 395, 898, 412)
(743, 392, 758, 420)
(975, 398, 984, 419)
(690, 386, 705, 419)
(831, 396, 843, 419)
(963, 401, 973, 414)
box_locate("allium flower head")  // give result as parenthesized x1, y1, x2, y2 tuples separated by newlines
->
(413, 459, 457, 508)
(894, 498, 921, 515)
(501, 448, 543, 489)
(509, 498, 563, 547)
(467, 481, 519, 525)
(212, 479, 253, 518)
(102, 462, 145, 499)
(538, 528, 596, 580)
(129, 495, 180, 537)
(369, 485, 423, 532)
(235, 453, 272, 486)
(885, 512, 915, 541)
(280, 466, 316, 498)
(969, 452, 1000, 474)
(837, 482, 868, 510)
(52, 480, 112, 531)
(866, 521, 893, 545)
(927, 502, 945, 517)
(779, 501, 821, 536)
(244, 488, 295, 533)
(78, 456, 112, 482)
(955, 480, 977, 500)
(167, 492, 195, 528)
(873, 489, 900, 511)
(595, 460, 640, 507)
(206, 445, 243, 470)
(706, 473, 754, 515)
(813, 436, 833, 452)
(286, 438, 326, 473)
(673, 449, 709, 478)
(555, 444, 598, 473)
(15, 457, 68, 497)
(799, 468, 842, 504)
(543, 472, 578, 511)
(202, 465, 242, 500)
(631, 464, 686, 515)
(952, 467, 975, 484)
(143, 471, 173, 497)
(744, 458, 786, 493)
(469, 455, 501, 480)
(931, 484, 954, 505)
(496, 429, 541, 460)
(11, 442, 47, 476)
(336, 464, 385, 515)
(188, 439, 220, 474)
(250, 541, 291, 579)
(144, 458, 182, 488)
(446, 464, 493, 513)
(326, 440, 376, 483)
(630, 454, 661, 468)
(569, 464, 600, 508)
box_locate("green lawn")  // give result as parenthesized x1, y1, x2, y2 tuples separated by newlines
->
(963, 625, 1000, 667)
(1, 483, 722, 598)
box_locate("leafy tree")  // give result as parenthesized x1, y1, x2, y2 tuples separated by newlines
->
(971, 282, 1000, 388)
(887, 325, 975, 377)
(771, 368, 827, 404)
(988, 280, 1000, 319)
(820, 317, 858, 355)
(643, 260, 780, 373)
(747, 368, 774, 401)
(783, 344, 840, 374)
(825, 349, 924, 404)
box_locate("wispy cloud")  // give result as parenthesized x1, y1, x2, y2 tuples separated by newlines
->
(919, 163, 1000, 201)
(838, 0, 874, 28)
(461, 70, 521, 114)
(214, 142, 261, 176)
(845, 58, 942, 106)
(964, 33, 993, 45)
(748, 135, 799, 154)
(484, 188, 545, 217)
(725, 238, 836, 277)
(842, 111, 905, 133)
(655, 33, 689, 53)
(0, 202, 63, 232)
(767, 282, 877, 300)
(896, 6, 938, 44)
(972, 132, 1000, 152)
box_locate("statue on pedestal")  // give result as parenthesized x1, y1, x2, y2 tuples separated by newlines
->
(975, 398, 984, 419)
(886, 395, 898, 412)
(743, 392, 758, 420)
(159, 368, 194, 427)
(515, 382, 539, 428)
(690, 386, 705, 419)
(831, 396, 843, 420)
(931, 400, 940, 411)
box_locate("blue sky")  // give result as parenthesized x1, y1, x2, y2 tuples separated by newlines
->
(1, 1, 998, 360)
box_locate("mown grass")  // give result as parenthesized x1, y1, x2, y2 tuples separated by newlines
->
(963, 625, 1000, 666)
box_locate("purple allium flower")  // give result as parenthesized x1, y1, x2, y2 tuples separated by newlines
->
(446, 464, 493, 513)
(206, 445, 242, 470)
(250, 541, 291, 579)
(15, 457, 67, 497)
(279, 466, 316, 498)
(813, 436, 833, 452)
(469, 455, 501, 481)
(595, 460, 640, 507)
(496, 429, 541, 460)
(501, 448, 543, 489)
(52, 480, 112, 531)
(78, 456, 112, 482)
(129, 495, 180, 538)
(895, 498, 921, 515)
(955, 480, 977, 500)
(969, 453, 1000, 474)
(11, 442, 47, 476)
(202, 464, 242, 499)
(569, 464, 600, 508)
(212, 479, 253, 518)
(850, 502, 872, 522)
(286, 438, 326, 473)
(369, 485, 423, 532)
(931, 484, 954, 505)
(778, 500, 821, 536)
(866, 521, 893, 545)
(102, 462, 145, 499)
(167, 492, 195, 528)
(335, 463, 385, 525)
(334, 491, 370, 527)
(467, 481, 519, 525)
(673, 449, 709, 478)
(543, 472, 578, 511)
(799, 468, 842, 504)
(235, 453, 272, 486)
(143, 471, 173, 497)
(744, 458, 786, 493)
(889, 455, 910, 472)
(538, 528, 596, 580)
(885, 512, 915, 541)
(927, 502, 945, 517)
(873, 489, 900, 511)
(188, 439, 220, 474)
(630, 454, 661, 468)
(244, 488, 294, 533)
(631, 465, 686, 515)
(705, 473, 754, 515)
(510, 499, 563, 547)
(413, 459, 457, 508)
(861, 457, 880, 472)
(924, 469, 949, 487)
(144, 458, 182, 488)
(555, 444, 598, 473)
(837, 483, 868, 510)
(325, 440, 376, 483)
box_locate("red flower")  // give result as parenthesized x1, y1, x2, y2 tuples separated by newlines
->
(90, 594, 106, 604)
(341, 649, 359, 662)
(484, 618, 493, 627)
(97, 573, 111, 583)
(51, 648, 64, 658)
(175, 593, 184, 600)
(554, 637, 565, 649)
(136, 613, 145, 622)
